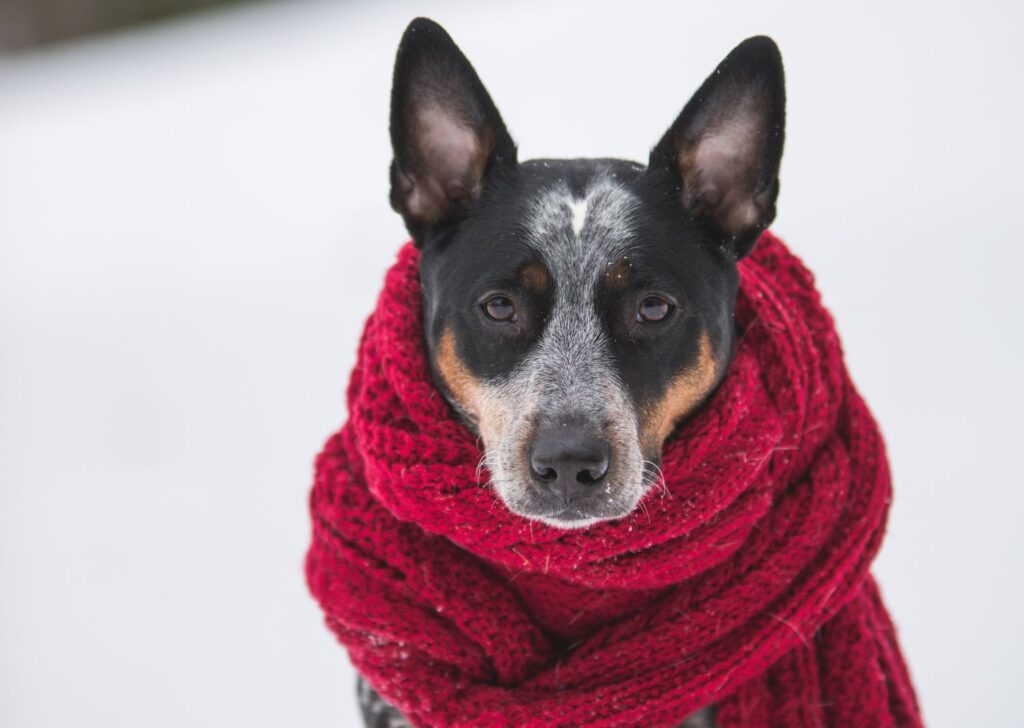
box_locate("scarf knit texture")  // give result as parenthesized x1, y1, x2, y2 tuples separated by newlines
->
(305, 231, 922, 727)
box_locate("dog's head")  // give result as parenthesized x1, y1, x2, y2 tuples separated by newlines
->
(388, 18, 785, 528)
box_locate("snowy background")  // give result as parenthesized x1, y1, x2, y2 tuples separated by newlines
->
(2, 1, 1022, 725)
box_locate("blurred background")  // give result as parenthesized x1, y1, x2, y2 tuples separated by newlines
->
(2, 1, 1022, 726)
(0, 0, 249, 50)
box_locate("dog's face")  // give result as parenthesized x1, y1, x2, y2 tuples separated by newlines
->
(388, 19, 785, 528)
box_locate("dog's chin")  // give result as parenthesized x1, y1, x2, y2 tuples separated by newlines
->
(495, 481, 645, 530)
(531, 513, 607, 530)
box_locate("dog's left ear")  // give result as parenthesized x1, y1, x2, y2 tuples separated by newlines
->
(649, 36, 785, 259)
(389, 18, 517, 243)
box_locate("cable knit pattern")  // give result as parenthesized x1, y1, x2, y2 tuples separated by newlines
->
(306, 231, 922, 727)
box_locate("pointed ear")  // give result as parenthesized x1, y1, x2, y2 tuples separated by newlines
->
(649, 36, 785, 258)
(388, 18, 517, 242)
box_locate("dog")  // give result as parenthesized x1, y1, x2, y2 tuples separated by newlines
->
(357, 17, 785, 728)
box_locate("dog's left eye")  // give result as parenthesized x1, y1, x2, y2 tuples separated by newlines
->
(483, 295, 517, 322)
(637, 296, 672, 323)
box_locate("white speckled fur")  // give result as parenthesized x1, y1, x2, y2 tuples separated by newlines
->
(476, 175, 651, 526)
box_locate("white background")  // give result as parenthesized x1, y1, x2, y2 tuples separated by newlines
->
(2, 1, 1022, 725)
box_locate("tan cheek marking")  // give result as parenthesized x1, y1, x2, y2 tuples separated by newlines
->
(640, 330, 719, 456)
(603, 258, 631, 289)
(434, 328, 505, 441)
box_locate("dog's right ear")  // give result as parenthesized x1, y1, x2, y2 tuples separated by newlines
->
(389, 18, 517, 243)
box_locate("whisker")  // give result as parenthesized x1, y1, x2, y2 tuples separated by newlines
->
(474, 452, 488, 486)
(638, 497, 652, 524)
(642, 460, 670, 498)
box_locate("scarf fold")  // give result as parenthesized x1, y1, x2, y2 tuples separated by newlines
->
(306, 232, 922, 727)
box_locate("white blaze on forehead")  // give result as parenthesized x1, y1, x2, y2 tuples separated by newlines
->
(569, 198, 589, 236)
(527, 176, 639, 269)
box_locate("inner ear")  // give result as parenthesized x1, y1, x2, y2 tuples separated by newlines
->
(397, 104, 495, 225)
(680, 103, 770, 238)
(650, 36, 785, 258)
(389, 18, 516, 241)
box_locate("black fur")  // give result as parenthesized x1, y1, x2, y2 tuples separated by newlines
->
(650, 35, 786, 258)
(389, 18, 517, 240)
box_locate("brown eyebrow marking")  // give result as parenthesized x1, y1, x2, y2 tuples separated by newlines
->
(603, 258, 631, 289)
(520, 261, 549, 291)
(640, 330, 719, 456)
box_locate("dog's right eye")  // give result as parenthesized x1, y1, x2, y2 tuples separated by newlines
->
(482, 295, 517, 322)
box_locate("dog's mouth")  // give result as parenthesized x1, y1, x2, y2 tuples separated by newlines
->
(513, 496, 638, 528)
(537, 511, 606, 529)
(491, 454, 651, 529)
(537, 500, 636, 529)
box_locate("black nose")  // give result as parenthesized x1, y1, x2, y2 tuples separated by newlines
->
(529, 420, 611, 502)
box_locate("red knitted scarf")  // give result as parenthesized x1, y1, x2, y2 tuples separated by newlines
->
(306, 232, 922, 727)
